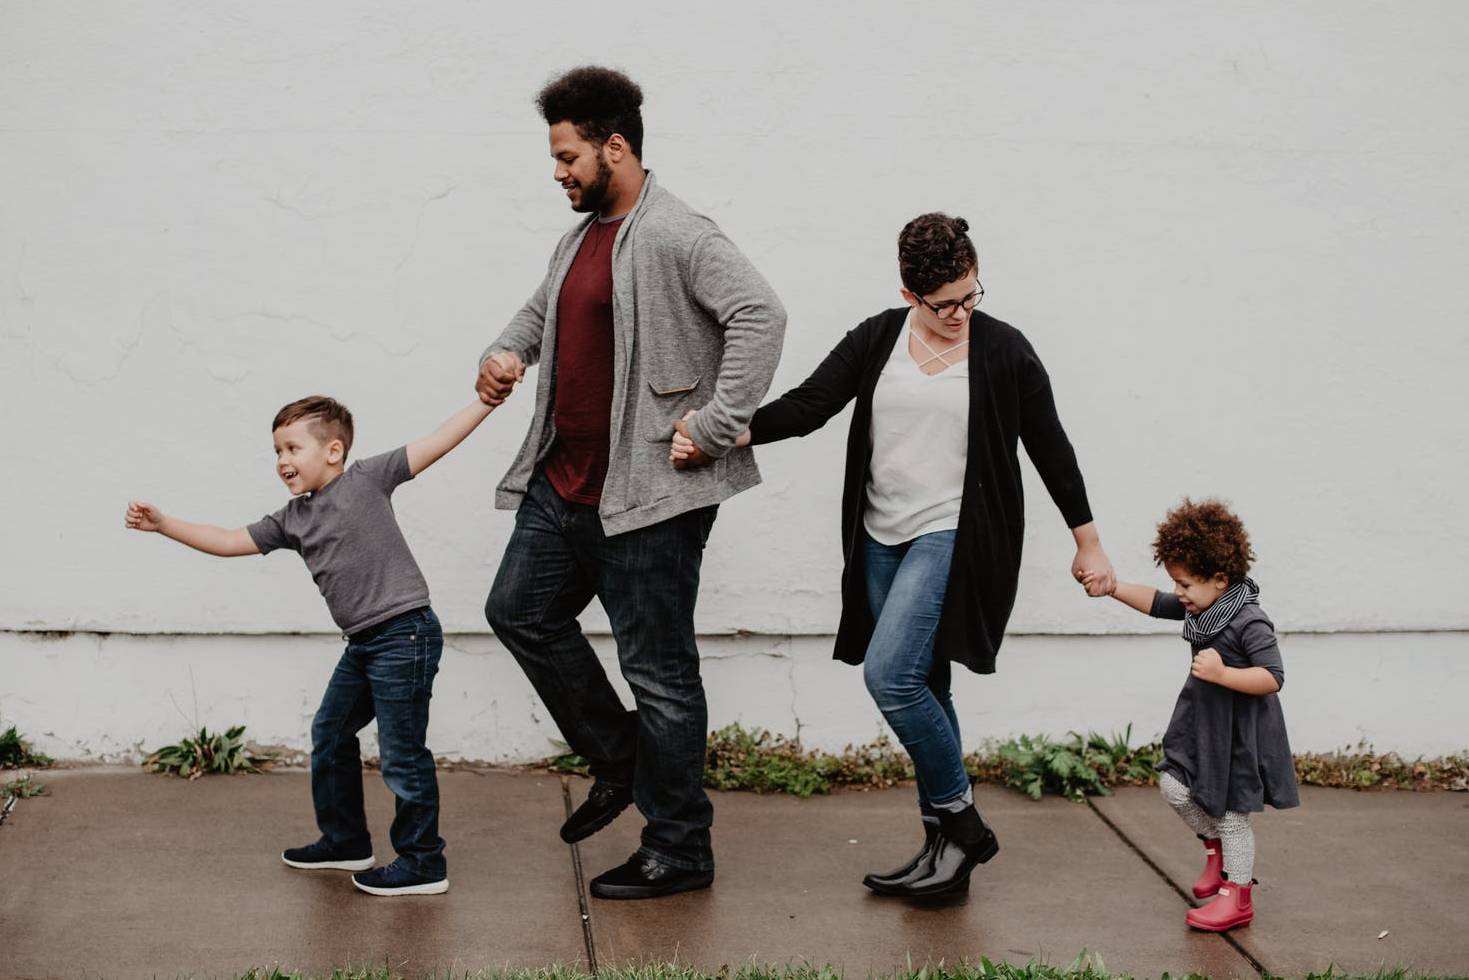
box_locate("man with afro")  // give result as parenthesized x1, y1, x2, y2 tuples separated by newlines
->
(477, 66, 787, 899)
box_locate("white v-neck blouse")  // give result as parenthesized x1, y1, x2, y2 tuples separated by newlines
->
(863, 310, 971, 546)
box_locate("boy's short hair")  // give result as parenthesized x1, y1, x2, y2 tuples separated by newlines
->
(1152, 498, 1255, 583)
(537, 66, 645, 158)
(272, 396, 354, 459)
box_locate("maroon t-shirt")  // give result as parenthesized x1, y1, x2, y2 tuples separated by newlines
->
(544, 216, 623, 505)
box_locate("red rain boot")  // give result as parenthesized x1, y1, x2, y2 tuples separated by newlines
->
(1192, 837, 1223, 898)
(1186, 877, 1255, 932)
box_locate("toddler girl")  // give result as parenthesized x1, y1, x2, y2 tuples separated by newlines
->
(1087, 498, 1299, 931)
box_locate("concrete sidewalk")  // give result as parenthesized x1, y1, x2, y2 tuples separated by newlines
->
(1, 769, 1465, 979)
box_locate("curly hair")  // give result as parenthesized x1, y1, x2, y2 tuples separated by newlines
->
(898, 213, 978, 297)
(537, 66, 645, 158)
(1152, 498, 1256, 583)
(272, 395, 354, 460)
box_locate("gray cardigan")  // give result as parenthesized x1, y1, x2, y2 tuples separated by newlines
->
(485, 172, 787, 535)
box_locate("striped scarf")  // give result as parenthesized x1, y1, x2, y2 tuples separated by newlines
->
(1182, 577, 1260, 644)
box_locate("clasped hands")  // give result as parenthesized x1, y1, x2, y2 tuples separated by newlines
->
(667, 410, 712, 471)
(476, 351, 526, 407)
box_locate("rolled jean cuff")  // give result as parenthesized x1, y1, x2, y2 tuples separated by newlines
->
(637, 844, 714, 874)
(930, 783, 975, 813)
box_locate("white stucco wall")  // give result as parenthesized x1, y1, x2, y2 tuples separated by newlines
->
(5, 630, 1466, 761)
(3, 2, 1466, 759)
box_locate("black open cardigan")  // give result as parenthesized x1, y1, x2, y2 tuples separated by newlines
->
(749, 307, 1093, 675)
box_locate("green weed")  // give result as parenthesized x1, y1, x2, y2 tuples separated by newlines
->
(982, 727, 1166, 802)
(0, 724, 53, 769)
(3, 772, 48, 800)
(143, 725, 276, 780)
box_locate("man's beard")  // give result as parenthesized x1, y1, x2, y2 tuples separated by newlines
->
(571, 151, 614, 214)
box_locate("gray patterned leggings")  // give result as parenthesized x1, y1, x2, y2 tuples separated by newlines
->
(1159, 772, 1255, 883)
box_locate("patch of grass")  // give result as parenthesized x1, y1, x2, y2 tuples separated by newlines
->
(1295, 743, 1469, 792)
(537, 723, 1467, 801)
(1300, 970, 1469, 980)
(3, 772, 48, 800)
(541, 724, 1160, 800)
(217, 959, 1469, 980)
(226, 958, 1127, 980)
(143, 725, 276, 780)
(705, 724, 912, 797)
(0, 724, 53, 769)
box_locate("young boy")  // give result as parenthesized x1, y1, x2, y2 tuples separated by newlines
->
(125, 393, 499, 896)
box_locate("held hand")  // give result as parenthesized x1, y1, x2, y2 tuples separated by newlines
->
(476, 352, 525, 407)
(126, 500, 165, 533)
(669, 428, 697, 463)
(1190, 648, 1226, 684)
(1079, 570, 1116, 597)
(1072, 544, 1116, 597)
(670, 413, 713, 470)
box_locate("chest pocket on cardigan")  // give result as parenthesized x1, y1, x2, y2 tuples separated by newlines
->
(643, 375, 704, 442)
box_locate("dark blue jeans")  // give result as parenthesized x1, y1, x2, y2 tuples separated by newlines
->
(310, 606, 446, 878)
(486, 471, 718, 871)
(863, 529, 969, 813)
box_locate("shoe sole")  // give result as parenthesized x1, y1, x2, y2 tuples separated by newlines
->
(351, 875, 450, 896)
(864, 874, 970, 897)
(590, 873, 713, 900)
(281, 853, 375, 871)
(1186, 914, 1252, 932)
(560, 799, 633, 844)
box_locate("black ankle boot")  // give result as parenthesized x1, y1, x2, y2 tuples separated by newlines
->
(862, 820, 939, 894)
(896, 804, 999, 897)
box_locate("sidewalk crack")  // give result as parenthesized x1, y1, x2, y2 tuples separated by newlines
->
(562, 776, 600, 975)
(1084, 798, 1269, 977)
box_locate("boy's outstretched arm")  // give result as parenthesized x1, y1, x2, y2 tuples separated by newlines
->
(125, 501, 259, 557)
(406, 399, 495, 477)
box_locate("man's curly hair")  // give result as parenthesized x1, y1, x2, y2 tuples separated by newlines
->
(537, 66, 644, 158)
(1152, 498, 1256, 583)
(898, 213, 978, 297)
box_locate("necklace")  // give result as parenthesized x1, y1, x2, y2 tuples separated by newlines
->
(910, 327, 969, 369)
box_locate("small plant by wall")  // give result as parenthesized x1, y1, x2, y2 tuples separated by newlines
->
(143, 725, 276, 780)
(0, 724, 53, 769)
(3, 772, 48, 801)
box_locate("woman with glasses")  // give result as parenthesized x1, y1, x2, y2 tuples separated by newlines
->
(671, 212, 1115, 897)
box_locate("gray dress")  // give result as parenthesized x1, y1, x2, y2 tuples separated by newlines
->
(1150, 591, 1301, 818)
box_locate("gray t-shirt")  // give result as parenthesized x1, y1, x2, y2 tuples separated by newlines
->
(247, 447, 430, 635)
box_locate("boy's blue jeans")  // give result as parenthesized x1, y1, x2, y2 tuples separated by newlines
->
(485, 470, 718, 872)
(310, 606, 446, 878)
(862, 529, 970, 812)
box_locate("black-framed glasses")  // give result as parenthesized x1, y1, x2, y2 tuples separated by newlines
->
(914, 281, 984, 318)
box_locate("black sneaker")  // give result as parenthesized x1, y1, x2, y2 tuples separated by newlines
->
(351, 860, 449, 896)
(589, 852, 713, 900)
(281, 839, 374, 871)
(560, 781, 634, 843)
